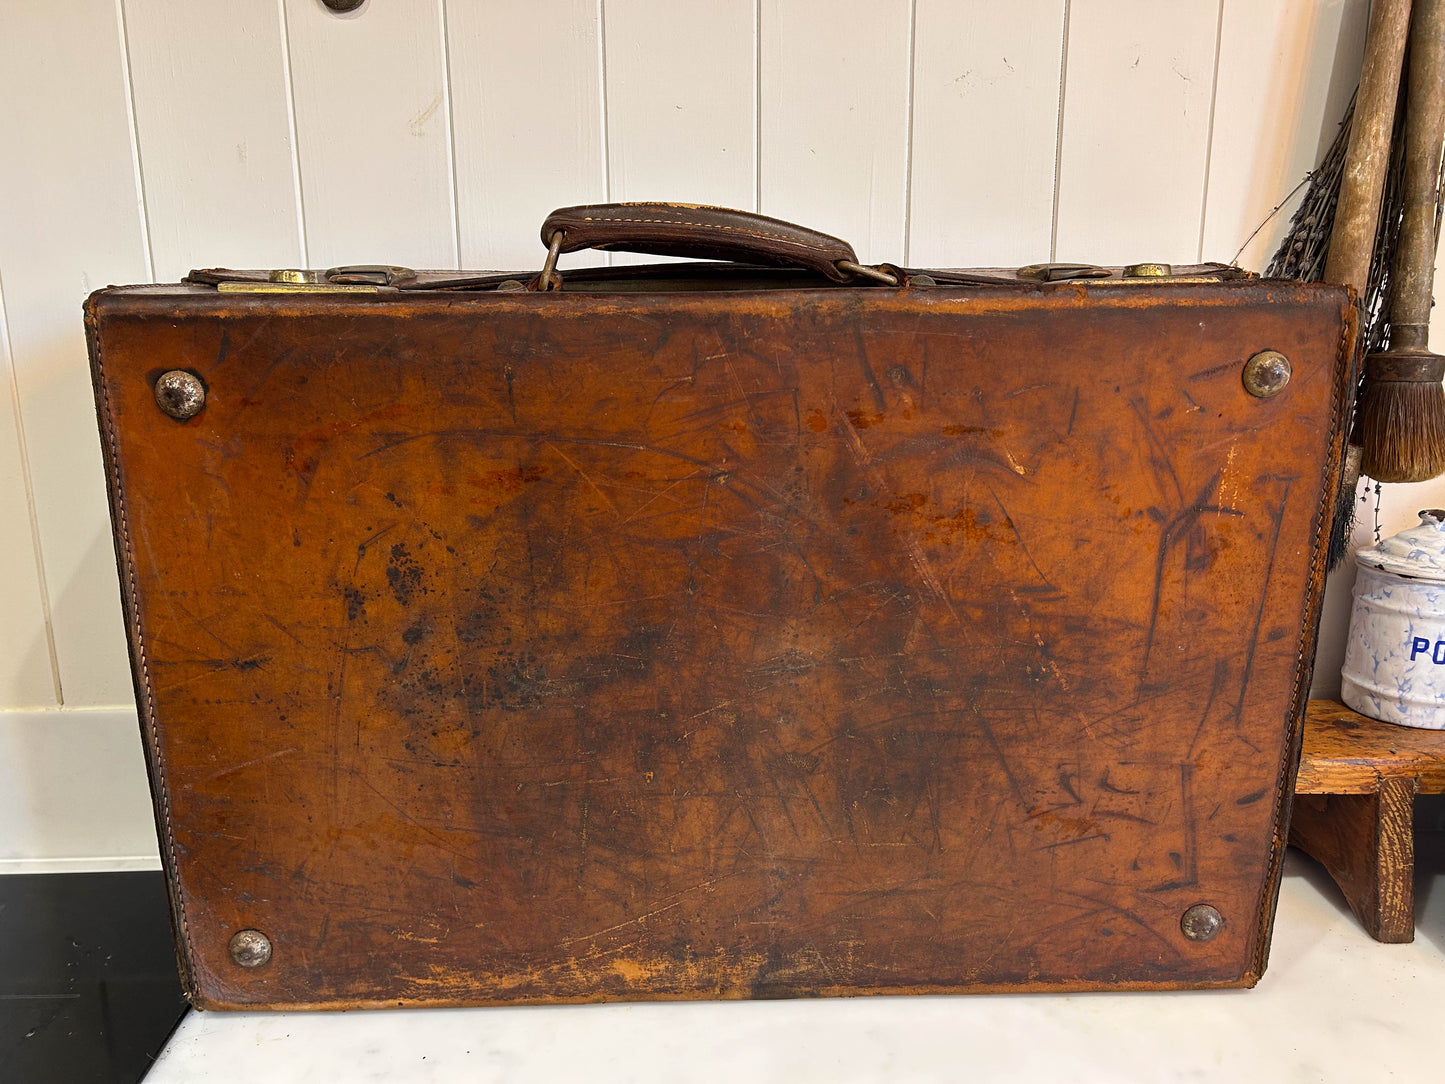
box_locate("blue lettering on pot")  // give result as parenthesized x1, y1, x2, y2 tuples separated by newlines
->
(1405, 636, 1445, 662)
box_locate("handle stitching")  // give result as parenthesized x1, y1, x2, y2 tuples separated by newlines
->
(576, 214, 837, 251)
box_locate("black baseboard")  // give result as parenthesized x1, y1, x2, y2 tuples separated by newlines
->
(0, 872, 188, 1084)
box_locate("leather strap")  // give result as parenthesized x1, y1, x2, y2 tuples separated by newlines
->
(541, 203, 860, 282)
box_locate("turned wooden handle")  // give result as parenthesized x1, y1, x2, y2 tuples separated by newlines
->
(1388, 0, 1445, 350)
(1324, 0, 1413, 294)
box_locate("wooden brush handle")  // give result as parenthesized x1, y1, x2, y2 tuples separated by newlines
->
(1390, 0, 1445, 351)
(1325, 0, 1413, 294)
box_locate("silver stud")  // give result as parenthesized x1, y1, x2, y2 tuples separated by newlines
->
(1180, 903, 1224, 942)
(154, 370, 206, 420)
(228, 928, 272, 968)
(1242, 350, 1291, 398)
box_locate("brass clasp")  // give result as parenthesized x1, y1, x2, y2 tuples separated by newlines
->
(206, 265, 417, 294)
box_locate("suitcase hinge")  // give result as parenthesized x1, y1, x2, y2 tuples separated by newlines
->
(1016, 263, 1112, 281)
(1016, 262, 1244, 284)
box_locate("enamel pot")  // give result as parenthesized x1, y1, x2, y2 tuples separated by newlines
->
(1342, 508, 1445, 728)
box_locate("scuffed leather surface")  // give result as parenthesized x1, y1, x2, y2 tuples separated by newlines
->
(87, 280, 1354, 1009)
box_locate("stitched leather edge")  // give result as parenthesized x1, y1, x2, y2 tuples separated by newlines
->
(85, 298, 199, 995)
(1245, 293, 1358, 981)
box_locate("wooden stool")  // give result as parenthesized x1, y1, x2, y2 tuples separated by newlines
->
(1290, 699, 1445, 942)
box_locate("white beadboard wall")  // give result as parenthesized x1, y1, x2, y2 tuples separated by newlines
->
(0, 0, 1436, 870)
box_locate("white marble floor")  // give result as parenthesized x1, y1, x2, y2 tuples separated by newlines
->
(148, 842, 1445, 1083)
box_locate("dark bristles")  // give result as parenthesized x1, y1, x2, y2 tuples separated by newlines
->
(1357, 378, 1445, 482)
(1327, 443, 1360, 568)
(1327, 488, 1357, 568)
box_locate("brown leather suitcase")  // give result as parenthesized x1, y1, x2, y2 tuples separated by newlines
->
(86, 204, 1357, 1010)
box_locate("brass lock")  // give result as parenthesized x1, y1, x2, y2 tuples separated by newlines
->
(214, 265, 416, 294)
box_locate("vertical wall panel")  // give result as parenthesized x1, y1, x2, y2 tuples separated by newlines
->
(603, 0, 756, 209)
(0, 290, 56, 707)
(909, 0, 1066, 267)
(0, 0, 148, 705)
(1201, 0, 1369, 269)
(448, 1, 605, 270)
(1053, 0, 1222, 265)
(284, 0, 456, 269)
(124, 0, 302, 282)
(0, 708, 158, 867)
(759, 0, 911, 265)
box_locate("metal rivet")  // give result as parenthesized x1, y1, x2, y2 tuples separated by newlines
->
(1180, 903, 1224, 942)
(154, 370, 206, 420)
(495, 279, 527, 292)
(1242, 350, 1292, 398)
(321, 0, 367, 12)
(228, 929, 272, 968)
(1125, 262, 1172, 277)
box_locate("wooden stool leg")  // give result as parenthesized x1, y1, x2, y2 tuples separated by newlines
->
(1289, 776, 1419, 943)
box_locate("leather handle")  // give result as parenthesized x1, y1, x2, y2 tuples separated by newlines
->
(540, 203, 867, 283)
